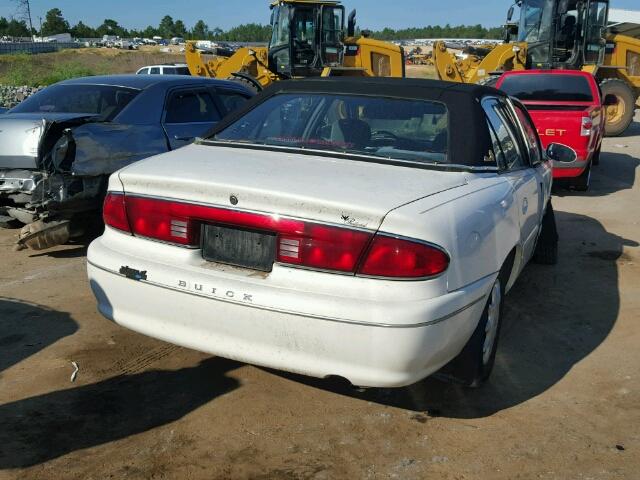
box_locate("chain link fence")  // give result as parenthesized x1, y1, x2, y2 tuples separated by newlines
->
(0, 42, 83, 55)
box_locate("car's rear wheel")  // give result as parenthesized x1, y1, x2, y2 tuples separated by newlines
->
(436, 274, 506, 388)
(592, 146, 601, 166)
(532, 202, 559, 265)
(571, 161, 592, 192)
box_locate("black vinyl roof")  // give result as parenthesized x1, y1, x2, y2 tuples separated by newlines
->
(209, 77, 505, 167)
(57, 74, 244, 91)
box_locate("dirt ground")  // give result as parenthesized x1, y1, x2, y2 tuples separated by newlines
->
(1, 115, 639, 480)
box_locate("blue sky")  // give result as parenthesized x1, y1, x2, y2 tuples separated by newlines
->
(1, 0, 638, 31)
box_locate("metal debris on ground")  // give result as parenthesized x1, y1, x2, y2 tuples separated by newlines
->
(70, 361, 79, 382)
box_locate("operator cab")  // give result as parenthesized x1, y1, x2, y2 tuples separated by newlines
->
(268, 0, 346, 78)
(510, 0, 608, 69)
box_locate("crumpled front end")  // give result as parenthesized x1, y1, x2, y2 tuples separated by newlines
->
(0, 117, 167, 250)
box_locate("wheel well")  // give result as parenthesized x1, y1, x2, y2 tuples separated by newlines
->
(501, 246, 519, 294)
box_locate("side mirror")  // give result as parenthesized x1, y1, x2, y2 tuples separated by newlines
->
(507, 5, 515, 22)
(546, 143, 577, 163)
(347, 9, 356, 37)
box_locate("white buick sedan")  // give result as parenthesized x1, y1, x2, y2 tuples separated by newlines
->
(88, 78, 573, 388)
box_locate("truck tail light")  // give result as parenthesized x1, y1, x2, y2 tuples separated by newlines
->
(103, 194, 449, 278)
(357, 235, 449, 278)
(581, 116, 593, 136)
(103, 193, 131, 233)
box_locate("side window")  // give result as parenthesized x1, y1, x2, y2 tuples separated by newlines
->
(165, 91, 222, 124)
(217, 91, 250, 113)
(513, 103, 543, 165)
(150, 67, 161, 75)
(482, 98, 526, 170)
(163, 67, 177, 75)
(138, 68, 149, 75)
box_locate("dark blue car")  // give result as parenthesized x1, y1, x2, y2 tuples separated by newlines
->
(0, 75, 253, 248)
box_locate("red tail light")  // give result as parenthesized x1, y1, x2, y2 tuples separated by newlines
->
(103, 193, 131, 233)
(102, 194, 449, 278)
(357, 235, 449, 278)
(581, 116, 593, 136)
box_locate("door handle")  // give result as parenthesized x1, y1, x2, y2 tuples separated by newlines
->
(522, 197, 529, 215)
(174, 135, 194, 141)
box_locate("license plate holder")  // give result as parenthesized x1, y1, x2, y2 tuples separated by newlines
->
(201, 224, 276, 272)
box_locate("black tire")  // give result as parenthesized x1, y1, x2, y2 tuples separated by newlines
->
(227, 74, 261, 93)
(592, 146, 601, 166)
(436, 275, 506, 388)
(600, 78, 636, 137)
(571, 161, 591, 192)
(532, 202, 559, 265)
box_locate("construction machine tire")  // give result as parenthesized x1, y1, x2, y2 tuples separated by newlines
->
(227, 74, 262, 93)
(600, 78, 636, 137)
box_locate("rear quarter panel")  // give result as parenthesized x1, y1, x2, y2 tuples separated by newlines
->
(379, 174, 521, 293)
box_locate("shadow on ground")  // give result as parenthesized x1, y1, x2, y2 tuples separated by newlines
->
(273, 210, 636, 418)
(553, 150, 639, 198)
(0, 298, 78, 373)
(0, 357, 239, 469)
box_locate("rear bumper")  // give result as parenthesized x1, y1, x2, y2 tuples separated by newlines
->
(552, 157, 589, 179)
(87, 230, 494, 388)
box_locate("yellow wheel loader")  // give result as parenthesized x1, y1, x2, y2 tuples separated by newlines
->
(433, 0, 640, 136)
(185, 0, 405, 91)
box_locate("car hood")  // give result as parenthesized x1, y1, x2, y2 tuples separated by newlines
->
(117, 144, 468, 230)
(0, 113, 98, 169)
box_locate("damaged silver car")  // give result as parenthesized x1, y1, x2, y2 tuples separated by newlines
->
(0, 75, 253, 250)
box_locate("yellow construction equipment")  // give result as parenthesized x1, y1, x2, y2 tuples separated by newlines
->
(186, 0, 405, 91)
(433, 0, 640, 136)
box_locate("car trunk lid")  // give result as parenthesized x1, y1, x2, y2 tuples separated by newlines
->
(117, 144, 468, 231)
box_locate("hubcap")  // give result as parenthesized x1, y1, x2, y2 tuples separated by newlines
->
(482, 279, 502, 365)
(605, 95, 625, 125)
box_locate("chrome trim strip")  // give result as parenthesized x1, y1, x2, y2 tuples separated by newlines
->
(88, 260, 486, 329)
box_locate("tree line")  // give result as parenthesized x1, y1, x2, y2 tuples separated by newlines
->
(1, 7, 502, 42)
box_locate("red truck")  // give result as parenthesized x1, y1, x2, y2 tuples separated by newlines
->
(496, 70, 605, 191)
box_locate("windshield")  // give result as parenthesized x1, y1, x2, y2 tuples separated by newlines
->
(212, 93, 449, 165)
(269, 6, 290, 49)
(500, 74, 594, 102)
(518, 0, 555, 43)
(11, 84, 140, 121)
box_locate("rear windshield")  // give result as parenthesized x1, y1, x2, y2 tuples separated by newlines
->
(11, 84, 140, 121)
(499, 74, 594, 102)
(212, 93, 449, 165)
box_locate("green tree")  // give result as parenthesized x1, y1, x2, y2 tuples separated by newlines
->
(174, 20, 187, 37)
(41, 8, 70, 36)
(141, 25, 158, 38)
(158, 15, 174, 38)
(0, 17, 31, 37)
(71, 21, 96, 38)
(96, 19, 128, 38)
(192, 20, 209, 40)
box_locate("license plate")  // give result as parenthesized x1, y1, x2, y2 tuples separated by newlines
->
(201, 224, 276, 272)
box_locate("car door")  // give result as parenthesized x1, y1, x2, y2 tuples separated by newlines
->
(482, 97, 544, 263)
(162, 88, 223, 150)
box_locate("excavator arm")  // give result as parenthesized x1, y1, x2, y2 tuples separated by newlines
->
(432, 40, 528, 84)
